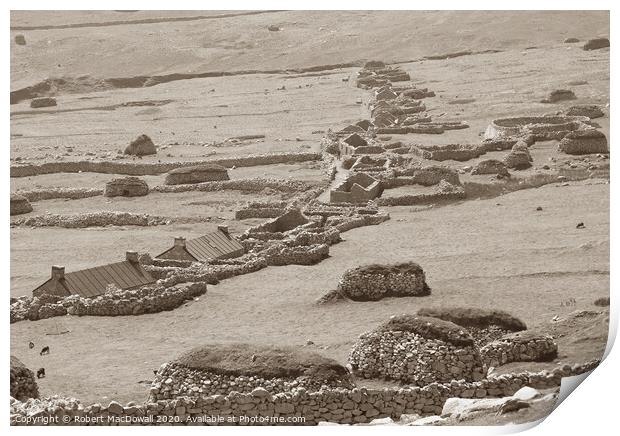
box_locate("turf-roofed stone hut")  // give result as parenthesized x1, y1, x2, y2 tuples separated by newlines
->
(104, 176, 149, 197)
(149, 344, 354, 400)
(10, 193, 33, 216)
(32, 251, 154, 298)
(156, 226, 244, 262)
(165, 163, 229, 185)
(349, 315, 485, 385)
(337, 262, 430, 301)
(10, 356, 39, 401)
(416, 307, 527, 347)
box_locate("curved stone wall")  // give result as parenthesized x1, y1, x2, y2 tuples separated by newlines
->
(10, 357, 39, 402)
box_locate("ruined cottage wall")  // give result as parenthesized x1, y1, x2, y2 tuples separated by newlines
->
(10, 152, 322, 178)
(10, 360, 598, 426)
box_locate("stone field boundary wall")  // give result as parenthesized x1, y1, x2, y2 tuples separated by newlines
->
(10, 152, 322, 178)
(9, 360, 599, 426)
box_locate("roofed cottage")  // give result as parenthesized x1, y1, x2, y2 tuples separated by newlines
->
(32, 251, 154, 298)
(156, 226, 244, 262)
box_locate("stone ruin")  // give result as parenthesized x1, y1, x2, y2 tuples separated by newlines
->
(356, 63, 411, 89)
(330, 173, 382, 204)
(149, 344, 354, 401)
(165, 163, 230, 185)
(327, 262, 430, 302)
(10, 193, 33, 216)
(124, 134, 157, 156)
(410, 143, 486, 162)
(10, 356, 39, 402)
(349, 314, 486, 385)
(558, 129, 608, 155)
(104, 176, 149, 197)
(484, 115, 591, 142)
(471, 159, 510, 177)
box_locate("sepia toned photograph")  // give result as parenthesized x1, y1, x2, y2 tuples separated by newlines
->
(8, 5, 611, 428)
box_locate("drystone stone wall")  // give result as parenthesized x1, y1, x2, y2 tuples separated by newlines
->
(149, 363, 354, 401)
(11, 211, 170, 228)
(10, 152, 322, 177)
(480, 332, 558, 367)
(15, 188, 103, 203)
(10, 283, 206, 323)
(9, 360, 599, 426)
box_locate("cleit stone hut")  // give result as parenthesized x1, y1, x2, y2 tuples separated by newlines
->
(336, 262, 430, 301)
(104, 177, 149, 197)
(156, 226, 244, 262)
(165, 163, 229, 185)
(558, 129, 608, 154)
(10, 193, 33, 216)
(349, 315, 485, 385)
(10, 356, 39, 401)
(149, 343, 354, 400)
(124, 134, 157, 156)
(32, 251, 154, 298)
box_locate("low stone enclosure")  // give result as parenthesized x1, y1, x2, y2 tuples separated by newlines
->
(322, 262, 430, 302)
(104, 176, 149, 197)
(149, 344, 354, 401)
(165, 164, 230, 185)
(484, 115, 595, 142)
(349, 315, 485, 385)
(10, 359, 599, 426)
(10, 356, 39, 402)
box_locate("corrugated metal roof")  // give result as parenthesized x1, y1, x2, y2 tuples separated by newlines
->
(34, 261, 154, 298)
(185, 230, 244, 262)
(156, 229, 244, 262)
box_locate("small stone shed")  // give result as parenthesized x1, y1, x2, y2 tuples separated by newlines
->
(104, 177, 149, 197)
(156, 226, 244, 262)
(330, 173, 382, 204)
